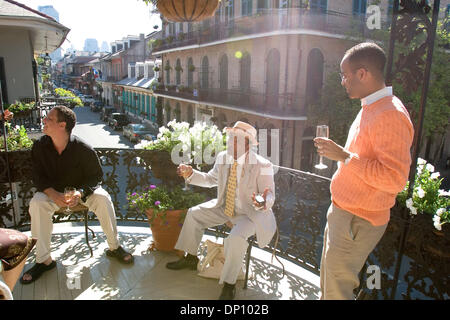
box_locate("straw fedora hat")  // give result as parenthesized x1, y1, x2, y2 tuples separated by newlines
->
(224, 121, 258, 145)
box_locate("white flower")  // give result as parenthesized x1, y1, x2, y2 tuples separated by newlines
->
(410, 207, 418, 215)
(417, 158, 427, 165)
(417, 187, 426, 199)
(436, 208, 445, 216)
(433, 215, 441, 223)
(438, 190, 450, 197)
(430, 172, 440, 179)
(406, 198, 414, 209)
(426, 163, 435, 173)
(434, 221, 442, 231)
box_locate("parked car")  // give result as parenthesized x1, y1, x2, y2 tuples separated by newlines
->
(90, 100, 104, 112)
(108, 113, 130, 130)
(100, 106, 116, 122)
(123, 123, 158, 143)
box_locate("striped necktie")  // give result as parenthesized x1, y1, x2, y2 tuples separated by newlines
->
(224, 161, 238, 218)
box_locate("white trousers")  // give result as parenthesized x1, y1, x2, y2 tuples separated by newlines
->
(174, 204, 256, 285)
(29, 187, 120, 263)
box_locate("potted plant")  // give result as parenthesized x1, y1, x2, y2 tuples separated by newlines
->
(175, 65, 184, 73)
(127, 185, 206, 252)
(164, 64, 172, 71)
(135, 120, 226, 183)
(188, 64, 195, 72)
(5, 101, 36, 118)
(153, 66, 160, 72)
(397, 158, 450, 257)
(0, 123, 34, 183)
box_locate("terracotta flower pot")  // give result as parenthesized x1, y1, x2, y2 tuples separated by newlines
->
(145, 208, 187, 252)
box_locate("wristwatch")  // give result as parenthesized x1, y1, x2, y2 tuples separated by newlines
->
(78, 188, 86, 202)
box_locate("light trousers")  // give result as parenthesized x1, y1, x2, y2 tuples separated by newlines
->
(29, 187, 120, 263)
(320, 204, 387, 300)
(174, 204, 256, 285)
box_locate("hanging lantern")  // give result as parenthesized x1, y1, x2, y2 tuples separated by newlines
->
(153, 0, 220, 22)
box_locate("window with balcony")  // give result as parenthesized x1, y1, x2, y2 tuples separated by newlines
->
(201, 56, 209, 89)
(353, 0, 367, 15)
(242, 0, 252, 16)
(176, 59, 182, 85)
(219, 54, 228, 91)
(257, 0, 269, 13)
(165, 103, 171, 124)
(265, 49, 280, 108)
(165, 60, 171, 85)
(310, 0, 327, 13)
(187, 57, 194, 88)
(187, 104, 194, 125)
(175, 102, 181, 120)
(305, 48, 324, 106)
(239, 52, 251, 92)
(225, 0, 235, 23)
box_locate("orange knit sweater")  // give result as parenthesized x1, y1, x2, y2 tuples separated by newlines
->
(331, 95, 414, 226)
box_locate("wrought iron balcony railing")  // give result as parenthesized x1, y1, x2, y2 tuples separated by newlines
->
(0, 147, 449, 299)
(153, 8, 386, 53)
(154, 86, 306, 119)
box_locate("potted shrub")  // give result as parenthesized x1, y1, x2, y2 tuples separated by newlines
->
(128, 185, 206, 252)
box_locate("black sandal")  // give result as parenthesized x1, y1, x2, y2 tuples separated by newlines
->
(105, 246, 134, 264)
(20, 261, 56, 284)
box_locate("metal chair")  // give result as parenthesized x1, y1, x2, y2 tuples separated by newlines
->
(54, 204, 96, 257)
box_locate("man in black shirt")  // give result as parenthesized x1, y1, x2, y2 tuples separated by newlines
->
(21, 106, 133, 284)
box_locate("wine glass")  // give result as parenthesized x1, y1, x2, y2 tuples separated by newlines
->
(180, 163, 191, 191)
(64, 187, 76, 213)
(315, 125, 329, 170)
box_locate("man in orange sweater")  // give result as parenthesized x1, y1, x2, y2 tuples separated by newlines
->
(314, 42, 414, 300)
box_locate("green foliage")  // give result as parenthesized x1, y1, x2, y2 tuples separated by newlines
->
(5, 101, 36, 115)
(0, 123, 33, 151)
(54, 88, 83, 106)
(127, 185, 206, 227)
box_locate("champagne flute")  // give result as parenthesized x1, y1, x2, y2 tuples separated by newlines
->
(315, 125, 329, 170)
(64, 187, 76, 213)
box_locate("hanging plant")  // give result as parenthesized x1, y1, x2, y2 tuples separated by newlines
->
(164, 64, 172, 71)
(147, 0, 220, 23)
(188, 65, 195, 72)
(154, 66, 160, 72)
(175, 65, 183, 72)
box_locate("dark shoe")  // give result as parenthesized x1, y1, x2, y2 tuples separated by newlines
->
(106, 246, 134, 264)
(219, 282, 236, 300)
(166, 254, 199, 270)
(20, 261, 57, 285)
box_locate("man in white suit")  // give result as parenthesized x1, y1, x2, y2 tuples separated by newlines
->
(166, 121, 277, 300)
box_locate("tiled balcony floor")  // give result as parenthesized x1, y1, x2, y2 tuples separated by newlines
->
(12, 222, 320, 300)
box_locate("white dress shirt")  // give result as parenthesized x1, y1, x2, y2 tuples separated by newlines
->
(361, 86, 393, 106)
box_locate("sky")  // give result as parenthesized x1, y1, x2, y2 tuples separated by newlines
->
(18, 0, 162, 53)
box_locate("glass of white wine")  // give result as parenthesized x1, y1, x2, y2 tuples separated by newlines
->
(315, 125, 329, 170)
(180, 163, 191, 191)
(64, 187, 76, 213)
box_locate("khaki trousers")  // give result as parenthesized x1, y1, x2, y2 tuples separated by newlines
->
(174, 204, 255, 285)
(320, 204, 387, 300)
(29, 187, 120, 263)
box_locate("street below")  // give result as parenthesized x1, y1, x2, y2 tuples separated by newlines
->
(72, 106, 134, 149)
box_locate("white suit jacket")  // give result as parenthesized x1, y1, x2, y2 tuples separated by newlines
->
(188, 150, 277, 248)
